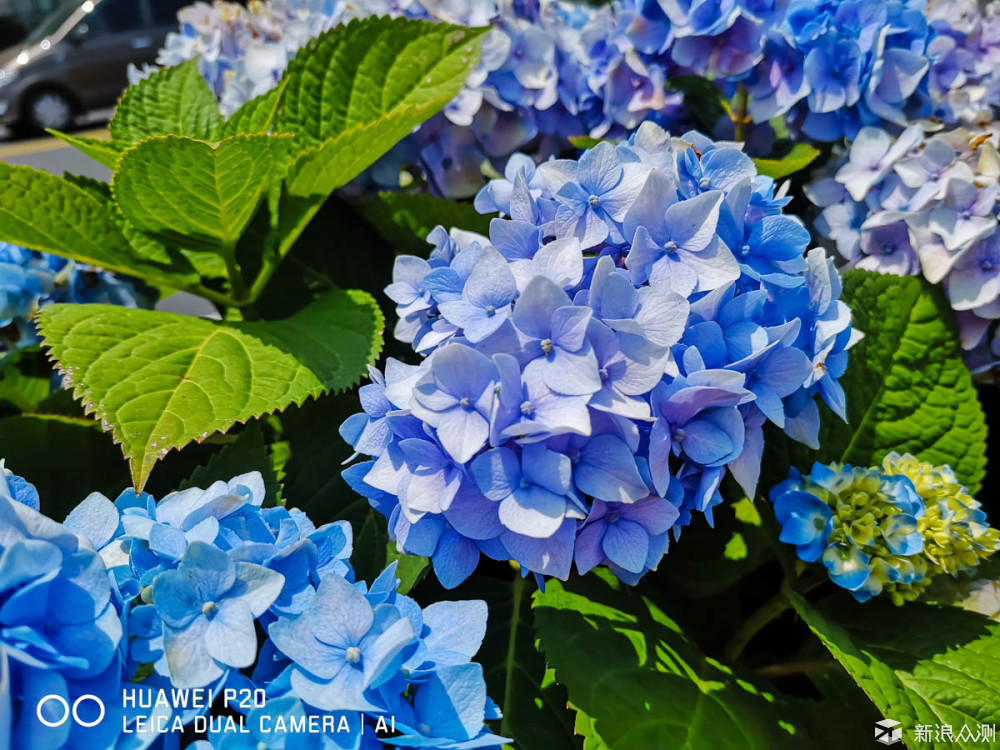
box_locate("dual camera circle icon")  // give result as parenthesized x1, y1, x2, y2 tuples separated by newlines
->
(35, 694, 106, 728)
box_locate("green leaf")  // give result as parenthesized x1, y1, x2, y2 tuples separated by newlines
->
(213, 79, 289, 140)
(179, 423, 282, 505)
(0, 163, 196, 287)
(568, 136, 604, 150)
(358, 192, 492, 255)
(571, 705, 610, 750)
(385, 544, 430, 595)
(272, 17, 488, 257)
(0, 350, 52, 413)
(0, 413, 131, 520)
(752, 144, 820, 179)
(790, 593, 1000, 749)
(47, 130, 123, 169)
(533, 571, 815, 749)
(113, 134, 288, 251)
(37, 288, 384, 490)
(352, 508, 389, 585)
(110, 59, 223, 144)
(277, 17, 488, 150)
(767, 270, 987, 494)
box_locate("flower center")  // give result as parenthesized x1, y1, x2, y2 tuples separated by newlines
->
(881, 243, 895, 256)
(698, 177, 711, 190)
(982, 257, 997, 272)
(599, 367, 610, 381)
(665, 240, 679, 254)
(418, 723, 432, 735)
(520, 400, 534, 416)
(460, 397, 473, 409)
(606, 509, 620, 524)
(140, 585, 154, 604)
(202, 601, 218, 618)
(741, 244, 751, 257)
(485, 304, 496, 316)
(540, 338, 554, 355)
(519, 476, 532, 490)
(588, 194, 601, 209)
(675, 428, 686, 442)
(345, 646, 362, 664)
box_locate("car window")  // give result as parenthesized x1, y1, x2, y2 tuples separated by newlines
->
(150, 0, 188, 26)
(87, 0, 144, 34)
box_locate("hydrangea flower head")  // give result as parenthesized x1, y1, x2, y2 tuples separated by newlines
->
(806, 124, 1000, 372)
(770, 455, 999, 604)
(3, 463, 508, 748)
(0, 465, 124, 750)
(345, 124, 857, 587)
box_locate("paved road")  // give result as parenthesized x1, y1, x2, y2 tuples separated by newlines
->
(0, 126, 112, 180)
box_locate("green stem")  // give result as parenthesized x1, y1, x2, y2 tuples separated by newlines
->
(734, 83, 750, 142)
(501, 571, 526, 739)
(222, 242, 251, 304)
(756, 659, 838, 679)
(724, 587, 791, 662)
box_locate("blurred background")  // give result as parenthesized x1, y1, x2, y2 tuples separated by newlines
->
(0, 0, 192, 177)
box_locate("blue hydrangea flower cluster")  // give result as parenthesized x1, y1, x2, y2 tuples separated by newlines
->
(155, 0, 1000, 198)
(341, 124, 857, 587)
(3, 465, 507, 750)
(0, 242, 147, 355)
(745, 0, 1000, 142)
(0, 462, 125, 750)
(770, 453, 999, 604)
(805, 123, 1000, 372)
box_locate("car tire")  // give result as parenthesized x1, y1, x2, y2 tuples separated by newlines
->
(22, 89, 74, 134)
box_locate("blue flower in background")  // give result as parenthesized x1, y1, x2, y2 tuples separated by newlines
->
(0, 243, 148, 355)
(806, 124, 1000, 370)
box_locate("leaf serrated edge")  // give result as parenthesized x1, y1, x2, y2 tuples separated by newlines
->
(37, 291, 384, 491)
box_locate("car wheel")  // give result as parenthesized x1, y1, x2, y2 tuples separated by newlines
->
(23, 90, 74, 134)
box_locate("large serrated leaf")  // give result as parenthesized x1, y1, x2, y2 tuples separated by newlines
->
(110, 59, 223, 144)
(37, 288, 384, 490)
(0, 163, 196, 286)
(113, 134, 287, 250)
(277, 17, 488, 149)
(271, 17, 487, 257)
(765, 270, 987, 494)
(790, 593, 1000, 749)
(532, 572, 814, 749)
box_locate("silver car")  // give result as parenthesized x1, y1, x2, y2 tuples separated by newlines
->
(0, 0, 187, 134)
